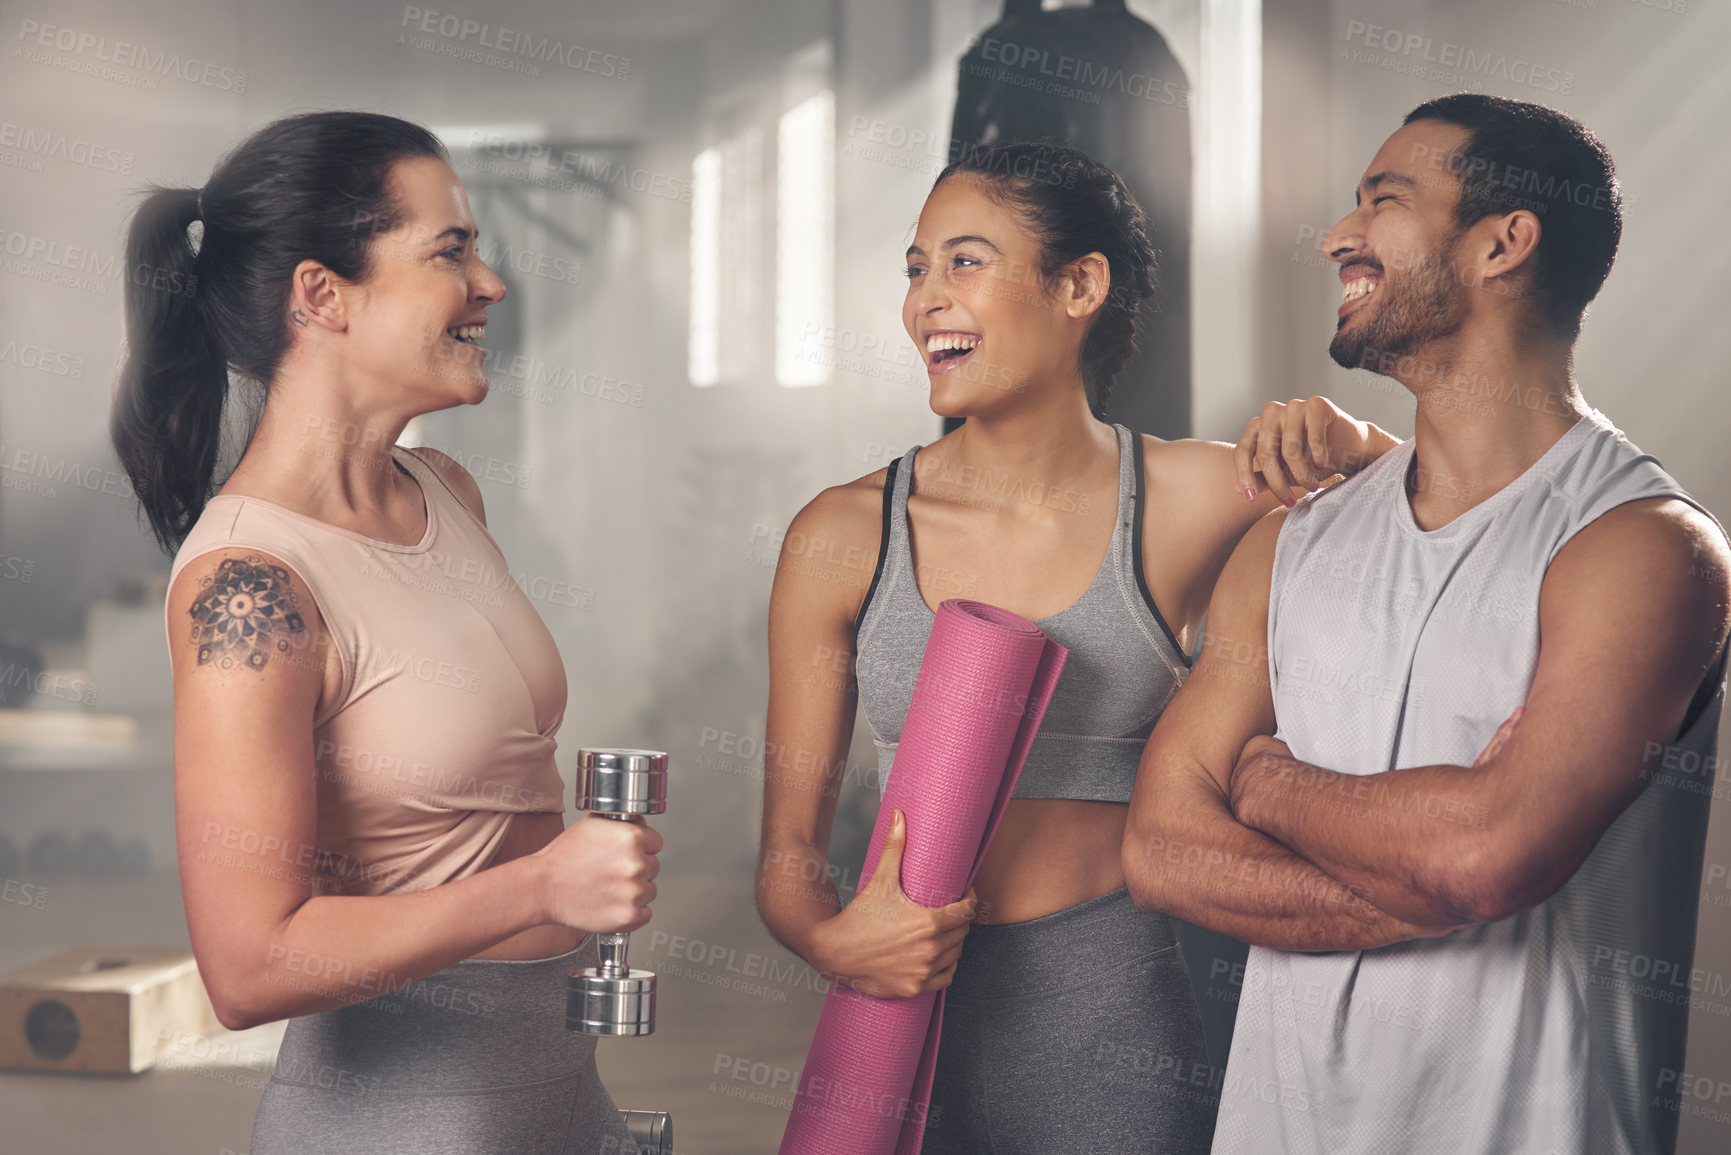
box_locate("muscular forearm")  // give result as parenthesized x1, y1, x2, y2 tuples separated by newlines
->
(226, 854, 550, 1029)
(1233, 753, 1494, 925)
(1124, 771, 1457, 951)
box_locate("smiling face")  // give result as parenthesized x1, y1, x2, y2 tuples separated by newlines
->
(1324, 120, 1477, 375)
(338, 155, 506, 410)
(901, 175, 1093, 418)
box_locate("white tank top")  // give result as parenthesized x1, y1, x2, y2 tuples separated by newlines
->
(1213, 408, 1727, 1155)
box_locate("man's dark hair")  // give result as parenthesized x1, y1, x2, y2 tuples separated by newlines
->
(1403, 94, 1621, 340)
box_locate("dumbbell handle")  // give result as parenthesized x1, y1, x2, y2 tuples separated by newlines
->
(591, 811, 638, 979)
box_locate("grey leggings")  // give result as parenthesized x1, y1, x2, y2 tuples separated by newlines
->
(250, 936, 638, 1155)
(921, 885, 1218, 1154)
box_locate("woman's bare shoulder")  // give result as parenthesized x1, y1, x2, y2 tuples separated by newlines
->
(777, 464, 896, 594)
(165, 544, 332, 697)
(1141, 433, 1237, 493)
(1142, 431, 1270, 528)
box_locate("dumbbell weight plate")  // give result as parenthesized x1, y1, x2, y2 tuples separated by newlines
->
(568, 969, 656, 1036)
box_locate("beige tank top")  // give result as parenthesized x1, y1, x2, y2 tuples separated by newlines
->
(164, 445, 568, 896)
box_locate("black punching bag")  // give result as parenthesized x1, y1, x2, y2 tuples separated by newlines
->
(944, 0, 1191, 441)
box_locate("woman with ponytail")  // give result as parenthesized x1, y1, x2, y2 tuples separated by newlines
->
(114, 111, 651, 1153)
(757, 141, 1401, 1150)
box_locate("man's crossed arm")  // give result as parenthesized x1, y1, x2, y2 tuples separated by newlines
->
(1123, 497, 1730, 951)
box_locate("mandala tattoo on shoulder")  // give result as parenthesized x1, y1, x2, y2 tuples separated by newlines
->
(189, 555, 307, 671)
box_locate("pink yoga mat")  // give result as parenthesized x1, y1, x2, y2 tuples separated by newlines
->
(779, 599, 1068, 1155)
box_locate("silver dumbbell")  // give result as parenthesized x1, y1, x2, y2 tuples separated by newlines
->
(567, 748, 666, 1037)
(618, 1108, 674, 1154)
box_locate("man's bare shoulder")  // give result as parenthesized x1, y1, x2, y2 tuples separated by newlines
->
(1550, 496, 1731, 607)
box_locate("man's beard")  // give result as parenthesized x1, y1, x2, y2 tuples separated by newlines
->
(1329, 233, 1469, 371)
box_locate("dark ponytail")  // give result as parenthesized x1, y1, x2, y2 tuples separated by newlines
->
(112, 187, 221, 553)
(934, 141, 1156, 418)
(111, 111, 448, 554)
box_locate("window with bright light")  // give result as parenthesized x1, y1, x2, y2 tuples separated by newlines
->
(775, 89, 834, 387)
(688, 147, 721, 386)
(688, 128, 766, 386)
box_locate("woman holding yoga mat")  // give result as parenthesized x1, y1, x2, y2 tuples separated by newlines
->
(758, 141, 1399, 1151)
(114, 111, 651, 1152)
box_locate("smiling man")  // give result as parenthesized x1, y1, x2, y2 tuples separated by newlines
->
(1124, 95, 1731, 1154)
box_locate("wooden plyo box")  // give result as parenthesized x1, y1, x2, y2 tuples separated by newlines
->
(0, 945, 221, 1074)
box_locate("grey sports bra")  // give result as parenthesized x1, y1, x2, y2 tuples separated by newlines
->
(852, 423, 1192, 803)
